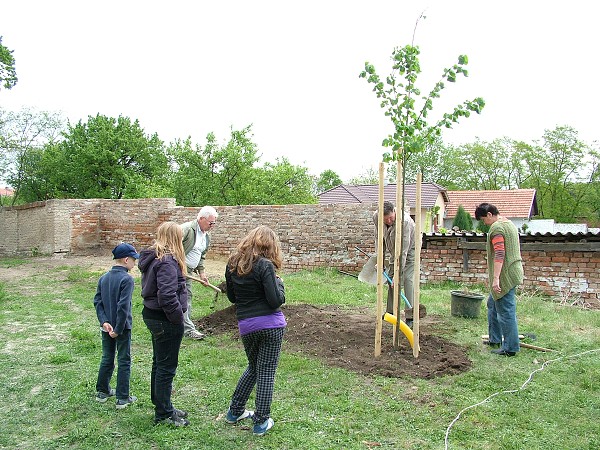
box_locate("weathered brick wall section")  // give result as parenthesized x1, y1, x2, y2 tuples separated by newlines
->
(1, 199, 598, 303)
(95, 198, 177, 252)
(46, 200, 78, 253)
(421, 239, 488, 284)
(161, 204, 376, 272)
(422, 238, 600, 303)
(0, 201, 51, 254)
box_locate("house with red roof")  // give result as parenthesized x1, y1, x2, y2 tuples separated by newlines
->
(0, 186, 14, 197)
(444, 189, 538, 230)
(318, 183, 449, 232)
(318, 184, 538, 232)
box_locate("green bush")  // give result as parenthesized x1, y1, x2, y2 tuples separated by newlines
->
(452, 204, 473, 231)
(477, 219, 490, 233)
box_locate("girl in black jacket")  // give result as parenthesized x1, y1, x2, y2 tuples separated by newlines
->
(224, 225, 286, 436)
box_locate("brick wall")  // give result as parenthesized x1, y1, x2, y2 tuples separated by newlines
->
(422, 238, 600, 304)
(161, 203, 375, 272)
(1, 199, 598, 303)
(0, 201, 51, 254)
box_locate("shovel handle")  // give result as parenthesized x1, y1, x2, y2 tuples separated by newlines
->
(355, 246, 372, 258)
(186, 275, 222, 293)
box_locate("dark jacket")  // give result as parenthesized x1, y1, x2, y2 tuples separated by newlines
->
(225, 257, 285, 320)
(93, 266, 134, 335)
(138, 249, 188, 324)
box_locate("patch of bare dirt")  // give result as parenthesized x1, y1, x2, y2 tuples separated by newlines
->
(1, 255, 471, 379)
(197, 304, 472, 379)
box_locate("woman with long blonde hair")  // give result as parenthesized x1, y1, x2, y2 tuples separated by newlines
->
(138, 221, 190, 427)
(224, 225, 286, 436)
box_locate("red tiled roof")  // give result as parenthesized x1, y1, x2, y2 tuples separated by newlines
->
(0, 187, 14, 196)
(445, 189, 537, 219)
(318, 183, 448, 208)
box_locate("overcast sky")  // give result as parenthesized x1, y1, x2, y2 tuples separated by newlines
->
(2, 1, 598, 181)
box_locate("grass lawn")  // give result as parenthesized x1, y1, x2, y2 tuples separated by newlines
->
(0, 257, 599, 450)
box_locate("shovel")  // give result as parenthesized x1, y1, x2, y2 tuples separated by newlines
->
(356, 248, 412, 308)
(186, 274, 222, 293)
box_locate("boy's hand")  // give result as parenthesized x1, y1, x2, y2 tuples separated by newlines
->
(109, 331, 119, 338)
(102, 322, 113, 333)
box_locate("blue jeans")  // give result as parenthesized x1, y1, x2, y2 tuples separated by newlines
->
(96, 329, 131, 400)
(487, 288, 520, 353)
(143, 318, 184, 420)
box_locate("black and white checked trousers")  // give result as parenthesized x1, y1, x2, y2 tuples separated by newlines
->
(230, 327, 285, 423)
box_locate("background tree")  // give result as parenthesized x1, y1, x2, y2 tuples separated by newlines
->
(315, 169, 342, 194)
(0, 37, 18, 90)
(169, 126, 317, 206)
(452, 204, 473, 231)
(476, 219, 490, 233)
(252, 158, 317, 205)
(401, 137, 455, 187)
(0, 107, 65, 205)
(28, 114, 170, 199)
(451, 138, 520, 190)
(521, 125, 596, 221)
(168, 127, 260, 206)
(347, 167, 379, 185)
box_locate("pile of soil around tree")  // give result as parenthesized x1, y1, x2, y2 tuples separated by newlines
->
(196, 304, 472, 379)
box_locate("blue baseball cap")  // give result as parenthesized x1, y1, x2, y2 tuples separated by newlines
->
(112, 242, 140, 260)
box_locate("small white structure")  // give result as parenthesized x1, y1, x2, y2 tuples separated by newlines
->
(526, 219, 589, 234)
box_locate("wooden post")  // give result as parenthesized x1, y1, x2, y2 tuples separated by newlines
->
(393, 160, 403, 347)
(413, 172, 422, 357)
(374, 162, 385, 357)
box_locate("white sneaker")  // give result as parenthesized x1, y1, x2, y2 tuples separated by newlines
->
(186, 330, 205, 340)
(253, 417, 274, 436)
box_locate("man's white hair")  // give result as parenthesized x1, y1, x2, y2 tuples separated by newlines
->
(197, 206, 218, 220)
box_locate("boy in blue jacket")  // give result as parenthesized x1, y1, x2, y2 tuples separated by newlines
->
(94, 242, 139, 409)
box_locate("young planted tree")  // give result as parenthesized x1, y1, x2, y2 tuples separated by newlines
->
(359, 42, 485, 255)
(360, 35, 485, 347)
(359, 45, 485, 180)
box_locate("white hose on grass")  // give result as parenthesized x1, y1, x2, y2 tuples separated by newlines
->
(444, 348, 600, 450)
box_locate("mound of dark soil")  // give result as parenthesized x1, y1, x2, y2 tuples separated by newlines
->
(196, 304, 471, 379)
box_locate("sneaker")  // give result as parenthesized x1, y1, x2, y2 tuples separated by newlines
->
(225, 409, 254, 424)
(174, 408, 188, 418)
(491, 348, 516, 357)
(186, 330, 205, 340)
(115, 395, 137, 409)
(95, 389, 116, 403)
(155, 414, 190, 427)
(253, 417, 274, 436)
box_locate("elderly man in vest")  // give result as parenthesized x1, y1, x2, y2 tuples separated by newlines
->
(180, 206, 219, 340)
(475, 202, 524, 357)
